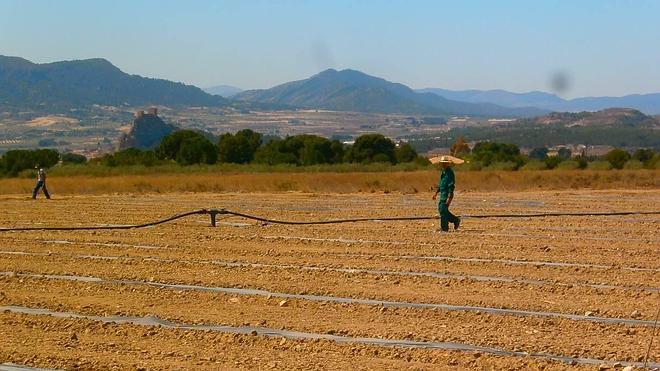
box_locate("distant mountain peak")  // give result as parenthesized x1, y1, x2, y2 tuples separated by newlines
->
(235, 68, 546, 117)
(0, 55, 227, 110)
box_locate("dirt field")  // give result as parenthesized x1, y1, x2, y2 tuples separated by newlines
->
(0, 190, 658, 370)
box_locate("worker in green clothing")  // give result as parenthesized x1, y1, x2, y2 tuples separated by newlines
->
(432, 156, 460, 231)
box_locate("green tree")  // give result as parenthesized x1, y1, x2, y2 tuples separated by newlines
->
(395, 142, 418, 163)
(156, 130, 205, 160)
(544, 156, 562, 169)
(178, 136, 217, 165)
(254, 138, 298, 165)
(61, 153, 87, 164)
(100, 148, 158, 167)
(0, 149, 59, 176)
(603, 148, 631, 169)
(633, 148, 654, 164)
(471, 142, 524, 168)
(450, 136, 470, 155)
(253, 135, 341, 166)
(345, 134, 396, 164)
(298, 135, 336, 165)
(156, 130, 217, 165)
(218, 129, 262, 164)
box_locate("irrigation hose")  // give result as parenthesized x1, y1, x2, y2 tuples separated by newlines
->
(0, 208, 659, 231)
(643, 300, 660, 369)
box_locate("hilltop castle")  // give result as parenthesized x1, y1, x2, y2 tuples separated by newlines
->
(118, 108, 177, 150)
(134, 107, 158, 119)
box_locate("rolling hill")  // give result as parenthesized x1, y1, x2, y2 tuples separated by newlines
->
(419, 88, 660, 115)
(235, 69, 547, 118)
(519, 108, 659, 127)
(0, 55, 227, 110)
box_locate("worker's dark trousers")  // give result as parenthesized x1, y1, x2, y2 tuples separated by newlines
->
(32, 180, 50, 199)
(438, 201, 458, 231)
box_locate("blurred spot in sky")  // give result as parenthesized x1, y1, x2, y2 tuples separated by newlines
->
(311, 39, 335, 72)
(549, 70, 572, 96)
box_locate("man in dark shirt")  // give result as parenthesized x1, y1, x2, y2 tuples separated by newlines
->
(32, 165, 51, 199)
(432, 156, 460, 232)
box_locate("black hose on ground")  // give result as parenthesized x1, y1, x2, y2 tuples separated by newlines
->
(0, 208, 658, 232)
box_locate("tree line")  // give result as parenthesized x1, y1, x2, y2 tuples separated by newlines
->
(0, 130, 426, 175)
(1, 131, 658, 177)
(449, 136, 659, 171)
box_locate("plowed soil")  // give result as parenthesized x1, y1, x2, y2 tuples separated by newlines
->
(0, 189, 658, 370)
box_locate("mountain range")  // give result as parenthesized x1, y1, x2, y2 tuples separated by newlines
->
(234, 69, 546, 117)
(0, 55, 226, 110)
(418, 88, 660, 115)
(2, 55, 659, 117)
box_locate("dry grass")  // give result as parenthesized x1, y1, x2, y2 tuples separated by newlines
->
(1, 169, 658, 195)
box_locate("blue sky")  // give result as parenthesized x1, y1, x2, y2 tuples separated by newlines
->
(1, 0, 659, 97)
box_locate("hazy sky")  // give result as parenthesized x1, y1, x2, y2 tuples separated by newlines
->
(1, 0, 659, 98)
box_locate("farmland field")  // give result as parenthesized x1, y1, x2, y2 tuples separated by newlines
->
(0, 189, 658, 369)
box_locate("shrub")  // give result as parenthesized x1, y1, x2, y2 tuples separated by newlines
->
(603, 148, 631, 169)
(455, 160, 482, 171)
(632, 148, 654, 163)
(587, 161, 613, 170)
(520, 160, 547, 171)
(544, 156, 562, 169)
(483, 161, 518, 171)
(556, 160, 580, 170)
(649, 154, 660, 169)
(623, 159, 644, 170)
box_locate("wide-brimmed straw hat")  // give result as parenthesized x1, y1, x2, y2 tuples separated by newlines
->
(429, 155, 465, 165)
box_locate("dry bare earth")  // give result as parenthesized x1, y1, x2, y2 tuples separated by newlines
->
(0, 190, 658, 370)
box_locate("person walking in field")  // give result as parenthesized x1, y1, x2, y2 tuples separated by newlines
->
(32, 165, 51, 199)
(432, 156, 460, 232)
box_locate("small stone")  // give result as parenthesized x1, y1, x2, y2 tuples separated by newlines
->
(70, 333, 78, 341)
(598, 364, 610, 370)
(630, 310, 641, 318)
(622, 366, 634, 371)
(278, 300, 288, 307)
(279, 338, 286, 345)
(584, 311, 594, 317)
(250, 330, 258, 336)
(229, 298, 239, 304)
(612, 363, 622, 369)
